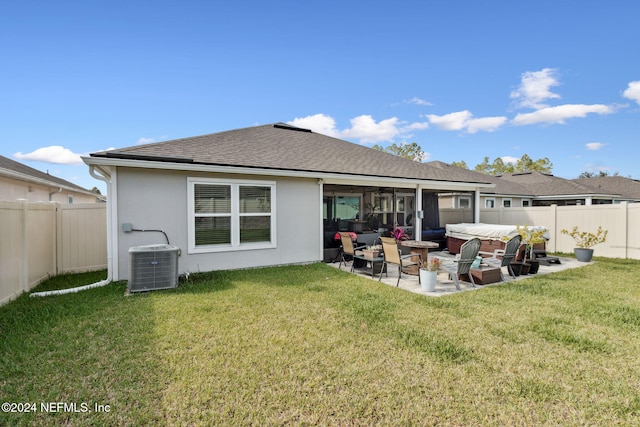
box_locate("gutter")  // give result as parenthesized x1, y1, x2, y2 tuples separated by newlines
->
(82, 156, 496, 191)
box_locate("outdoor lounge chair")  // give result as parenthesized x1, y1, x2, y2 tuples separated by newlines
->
(379, 237, 422, 287)
(481, 234, 522, 280)
(440, 237, 481, 290)
(338, 232, 366, 269)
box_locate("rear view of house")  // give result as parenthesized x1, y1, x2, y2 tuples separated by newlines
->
(83, 123, 493, 281)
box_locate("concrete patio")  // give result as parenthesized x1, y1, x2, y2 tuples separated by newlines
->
(329, 251, 590, 297)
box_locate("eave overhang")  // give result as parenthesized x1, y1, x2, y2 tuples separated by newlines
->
(83, 155, 495, 192)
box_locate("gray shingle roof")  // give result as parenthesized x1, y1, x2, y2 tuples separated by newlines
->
(0, 155, 94, 194)
(426, 161, 533, 196)
(497, 171, 619, 197)
(574, 176, 640, 201)
(91, 123, 492, 185)
(424, 163, 626, 200)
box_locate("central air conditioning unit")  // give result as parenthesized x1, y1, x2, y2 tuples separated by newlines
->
(128, 244, 180, 292)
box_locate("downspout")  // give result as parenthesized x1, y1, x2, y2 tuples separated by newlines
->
(49, 187, 62, 201)
(31, 165, 113, 297)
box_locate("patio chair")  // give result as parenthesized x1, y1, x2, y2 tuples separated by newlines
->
(481, 234, 522, 280)
(440, 237, 481, 290)
(379, 237, 422, 287)
(338, 232, 366, 269)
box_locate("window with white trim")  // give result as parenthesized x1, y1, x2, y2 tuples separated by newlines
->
(522, 199, 531, 207)
(502, 198, 512, 208)
(188, 178, 276, 253)
(485, 198, 496, 208)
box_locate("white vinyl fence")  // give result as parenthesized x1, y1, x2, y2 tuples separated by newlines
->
(0, 201, 107, 305)
(1, 200, 637, 306)
(441, 202, 640, 260)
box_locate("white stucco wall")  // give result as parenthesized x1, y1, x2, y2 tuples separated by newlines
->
(114, 167, 322, 280)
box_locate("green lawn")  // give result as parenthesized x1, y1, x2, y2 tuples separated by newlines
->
(1, 259, 640, 426)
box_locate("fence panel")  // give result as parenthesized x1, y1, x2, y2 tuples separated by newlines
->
(628, 203, 640, 260)
(26, 203, 56, 289)
(0, 202, 27, 305)
(0, 201, 106, 306)
(58, 204, 107, 273)
(440, 208, 473, 225)
(477, 203, 636, 259)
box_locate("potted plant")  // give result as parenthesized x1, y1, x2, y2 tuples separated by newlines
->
(392, 227, 409, 241)
(419, 257, 440, 292)
(560, 226, 607, 262)
(515, 225, 547, 274)
(362, 244, 382, 260)
(392, 228, 411, 255)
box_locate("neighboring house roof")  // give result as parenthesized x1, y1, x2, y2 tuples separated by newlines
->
(496, 171, 620, 199)
(90, 123, 493, 186)
(426, 161, 533, 197)
(426, 163, 624, 202)
(0, 155, 98, 197)
(573, 176, 640, 201)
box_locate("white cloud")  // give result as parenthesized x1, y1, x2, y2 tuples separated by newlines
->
(14, 146, 84, 165)
(137, 137, 155, 145)
(510, 68, 561, 109)
(622, 81, 640, 105)
(586, 142, 605, 150)
(406, 97, 433, 106)
(427, 110, 473, 131)
(340, 115, 401, 143)
(467, 116, 508, 134)
(426, 110, 507, 133)
(501, 156, 519, 164)
(290, 114, 412, 144)
(402, 121, 430, 131)
(511, 104, 615, 126)
(288, 113, 339, 137)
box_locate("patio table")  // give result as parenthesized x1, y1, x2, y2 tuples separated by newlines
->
(351, 255, 386, 279)
(400, 240, 439, 275)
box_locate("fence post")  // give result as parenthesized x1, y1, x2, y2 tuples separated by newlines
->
(54, 202, 60, 275)
(623, 202, 629, 259)
(551, 204, 558, 253)
(19, 199, 29, 292)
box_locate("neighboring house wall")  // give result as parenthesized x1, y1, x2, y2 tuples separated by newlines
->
(480, 196, 528, 208)
(114, 168, 322, 280)
(0, 175, 98, 203)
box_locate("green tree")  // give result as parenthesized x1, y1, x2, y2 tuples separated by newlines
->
(515, 154, 553, 174)
(474, 156, 514, 174)
(91, 187, 102, 195)
(450, 160, 468, 169)
(463, 154, 553, 175)
(474, 157, 492, 174)
(372, 142, 425, 162)
(578, 170, 620, 178)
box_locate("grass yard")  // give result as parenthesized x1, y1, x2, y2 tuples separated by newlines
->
(1, 259, 640, 426)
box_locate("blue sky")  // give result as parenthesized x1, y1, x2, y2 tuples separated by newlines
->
(2, 1, 639, 194)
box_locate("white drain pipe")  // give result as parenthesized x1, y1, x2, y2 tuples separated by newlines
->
(31, 165, 114, 297)
(30, 278, 112, 297)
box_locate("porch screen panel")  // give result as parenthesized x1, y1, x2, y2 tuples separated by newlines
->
(194, 184, 232, 245)
(239, 185, 272, 243)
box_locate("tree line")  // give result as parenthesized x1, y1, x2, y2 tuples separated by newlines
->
(372, 142, 618, 178)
